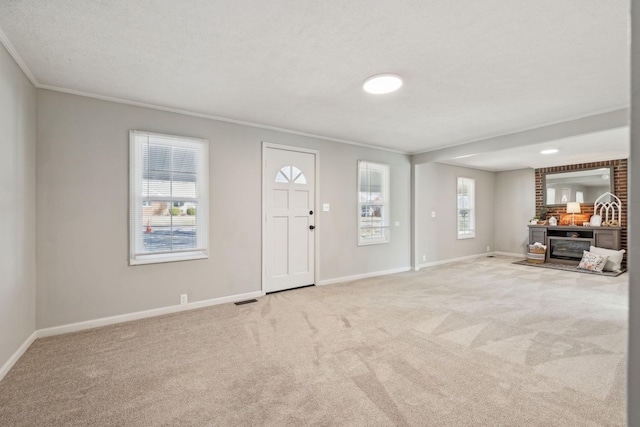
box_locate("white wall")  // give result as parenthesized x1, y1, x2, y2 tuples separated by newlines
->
(416, 162, 495, 265)
(0, 45, 36, 369)
(494, 169, 535, 255)
(36, 90, 411, 329)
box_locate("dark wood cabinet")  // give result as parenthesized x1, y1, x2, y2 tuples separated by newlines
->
(528, 225, 621, 265)
(529, 228, 547, 246)
(594, 231, 618, 249)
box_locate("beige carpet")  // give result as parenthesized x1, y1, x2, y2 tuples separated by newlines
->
(512, 259, 625, 277)
(0, 256, 627, 426)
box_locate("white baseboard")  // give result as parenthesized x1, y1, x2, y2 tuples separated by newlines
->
(37, 290, 264, 338)
(318, 266, 412, 286)
(416, 252, 498, 270)
(0, 331, 37, 382)
(494, 251, 526, 258)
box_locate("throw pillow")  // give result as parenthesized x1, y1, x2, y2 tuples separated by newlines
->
(589, 246, 625, 272)
(577, 251, 609, 273)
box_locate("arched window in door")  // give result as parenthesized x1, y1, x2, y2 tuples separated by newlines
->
(275, 166, 307, 184)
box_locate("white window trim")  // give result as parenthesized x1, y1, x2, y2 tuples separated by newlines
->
(457, 176, 475, 240)
(358, 160, 390, 246)
(129, 130, 209, 265)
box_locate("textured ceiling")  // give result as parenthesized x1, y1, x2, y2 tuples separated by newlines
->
(0, 0, 630, 157)
(443, 127, 629, 171)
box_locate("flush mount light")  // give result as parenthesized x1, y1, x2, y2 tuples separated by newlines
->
(363, 74, 403, 94)
(540, 149, 559, 155)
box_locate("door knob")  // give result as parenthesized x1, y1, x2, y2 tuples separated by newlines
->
(309, 225, 315, 230)
(309, 210, 314, 215)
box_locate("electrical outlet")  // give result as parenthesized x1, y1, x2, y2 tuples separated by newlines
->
(431, 211, 436, 218)
(486, 246, 490, 252)
(422, 255, 426, 262)
(180, 294, 188, 305)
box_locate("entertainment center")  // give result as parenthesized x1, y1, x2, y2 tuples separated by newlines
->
(528, 224, 622, 265)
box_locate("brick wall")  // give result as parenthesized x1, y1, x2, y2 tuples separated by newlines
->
(534, 159, 628, 256)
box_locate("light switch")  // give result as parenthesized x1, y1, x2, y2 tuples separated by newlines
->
(394, 221, 400, 227)
(431, 211, 436, 218)
(323, 203, 330, 212)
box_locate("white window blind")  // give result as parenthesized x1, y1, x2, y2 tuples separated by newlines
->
(546, 188, 556, 204)
(457, 177, 475, 239)
(358, 161, 390, 245)
(129, 131, 209, 265)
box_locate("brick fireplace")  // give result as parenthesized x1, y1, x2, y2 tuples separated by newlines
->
(535, 159, 628, 259)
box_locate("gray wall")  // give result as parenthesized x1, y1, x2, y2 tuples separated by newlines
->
(494, 169, 535, 255)
(629, 0, 639, 422)
(586, 185, 610, 202)
(416, 162, 495, 264)
(36, 90, 411, 329)
(0, 45, 36, 367)
(412, 109, 627, 165)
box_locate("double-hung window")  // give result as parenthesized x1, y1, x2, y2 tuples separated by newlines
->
(358, 161, 390, 245)
(129, 131, 209, 265)
(457, 176, 475, 239)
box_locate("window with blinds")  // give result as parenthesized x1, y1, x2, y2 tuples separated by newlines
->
(129, 131, 209, 265)
(358, 161, 390, 245)
(457, 176, 475, 239)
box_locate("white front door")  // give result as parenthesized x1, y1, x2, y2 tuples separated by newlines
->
(263, 146, 316, 293)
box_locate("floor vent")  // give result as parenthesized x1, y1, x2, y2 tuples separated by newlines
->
(234, 299, 258, 306)
(487, 255, 495, 258)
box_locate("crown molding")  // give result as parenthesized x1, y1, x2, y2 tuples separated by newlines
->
(1, 22, 408, 156)
(0, 26, 38, 86)
(38, 83, 411, 156)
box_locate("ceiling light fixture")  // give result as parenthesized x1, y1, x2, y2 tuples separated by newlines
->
(363, 74, 403, 94)
(540, 149, 559, 155)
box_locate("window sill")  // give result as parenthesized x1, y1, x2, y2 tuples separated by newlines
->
(457, 234, 476, 240)
(130, 251, 208, 266)
(358, 239, 390, 246)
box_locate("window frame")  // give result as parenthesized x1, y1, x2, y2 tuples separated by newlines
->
(357, 160, 390, 246)
(129, 130, 209, 265)
(457, 176, 475, 240)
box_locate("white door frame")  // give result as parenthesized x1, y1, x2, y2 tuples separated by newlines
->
(262, 142, 320, 293)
